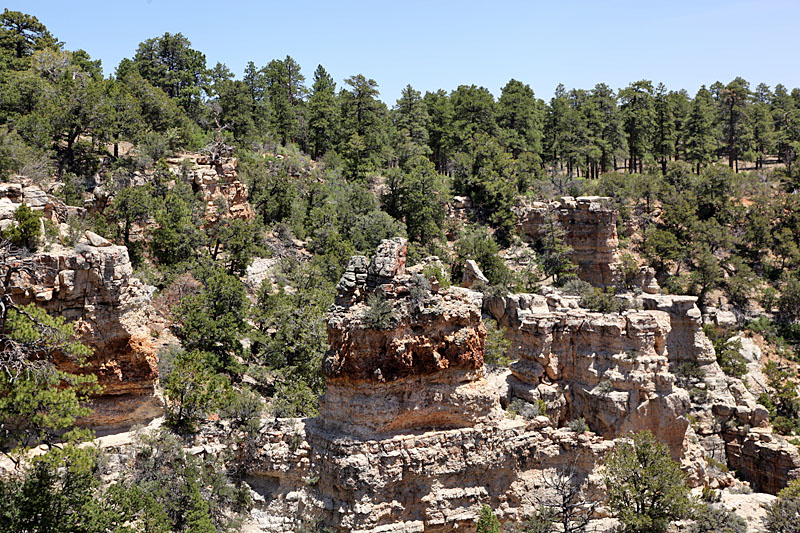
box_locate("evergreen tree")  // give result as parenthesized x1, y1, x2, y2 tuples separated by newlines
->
(653, 83, 676, 174)
(719, 77, 752, 172)
(307, 64, 338, 159)
(424, 89, 455, 172)
(686, 86, 717, 173)
(340, 74, 390, 179)
(619, 80, 655, 173)
(129, 32, 208, 120)
(497, 78, 543, 161)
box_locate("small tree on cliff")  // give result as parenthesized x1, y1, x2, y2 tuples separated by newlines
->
(536, 205, 576, 286)
(476, 505, 501, 533)
(604, 431, 693, 533)
(603, 431, 693, 533)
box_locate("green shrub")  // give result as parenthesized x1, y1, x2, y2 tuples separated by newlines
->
(476, 504, 501, 533)
(596, 380, 614, 395)
(580, 287, 629, 313)
(484, 317, 511, 366)
(363, 293, 397, 329)
(604, 431, 693, 533)
(3, 204, 42, 251)
(568, 418, 588, 433)
(690, 504, 746, 533)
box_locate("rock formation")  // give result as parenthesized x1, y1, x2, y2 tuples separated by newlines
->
(321, 238, 500, 436)
(505, 306, 690, 455)
(513, 196, 620, 287)
(0, 184, 161, 429)
(247, 239, 614, 531)
(165, 153, 253, 222)
(7, 237, 162, 429)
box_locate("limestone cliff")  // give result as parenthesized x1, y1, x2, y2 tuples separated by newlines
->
(246, 239, 613, 532)
(321, 238, 500, 436)
(514, 196, 620, 287)
(8, 237, 162, 428)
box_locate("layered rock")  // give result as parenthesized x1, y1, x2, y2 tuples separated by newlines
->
(514, 196, 620, 287)
(166, 153, 253, 221)
(321, 238, 500, 437)
(506, 307, 690, 455)
(248, 240, 613, 531)
(249, 417, 612, 532)
(9, 238, 161, 429)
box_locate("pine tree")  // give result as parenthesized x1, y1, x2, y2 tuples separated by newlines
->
(653, 83, 676, 174)
(619, 80, 655, 173)
(686, 86, 716, 173)
(307, 64, 338, 159)
(497, 78, 543, 160)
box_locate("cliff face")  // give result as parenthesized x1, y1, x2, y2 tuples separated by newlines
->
(514, 196, 620, 287)
(248, 239, 613, 532)
(8, 238, 162, 428)
(320, 238, 500, 437)
(507, 308, 690, 455)
(0, 183, 162, 429)
(165, 153, 253, 222)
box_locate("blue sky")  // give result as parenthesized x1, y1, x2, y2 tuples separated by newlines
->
(7, 0, 800, 103)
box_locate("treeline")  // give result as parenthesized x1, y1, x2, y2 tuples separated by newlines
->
(3, 9, 800, 187)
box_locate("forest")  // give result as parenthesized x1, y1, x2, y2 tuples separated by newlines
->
(1, 7, 800, 533)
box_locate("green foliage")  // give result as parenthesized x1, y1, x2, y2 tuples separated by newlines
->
(580, 287, 629, 314)
(764, 480, 800, 533)
(115, 430, 248, 532)
(0, 445, 117, 533)
(568, 418, 588, 433)
(161, 348, 230, 432)
(3, 203, 41, 251)
(484, 317, 511, 366)
(1, 304, 97, 454)
(250, 259, 332, 417)
(690, 504, 746, 533)
(150, 189, 203, 266)
(453, 226, 512, 287)
(604, 431, 693, 533)
(476, 504, 501, 533)
(761, 361, 800, 435)
(703, 325, 748, 379)
(363, 293, 397, 330)
(173, 264, 250, 369)
(535, 206, 576, 285)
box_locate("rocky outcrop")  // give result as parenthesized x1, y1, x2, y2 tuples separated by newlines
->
(248, 240, 614, 531)
(321, 238, 500, 437)
(724, 430, 800, 494)
(9, 238, 161, 429)
(0, 183, 83, 230)
(506, 307, 690, 455)
(249, 417, 612, 533)
(514, 196, 620, 287)
(166, 153, 253, 222)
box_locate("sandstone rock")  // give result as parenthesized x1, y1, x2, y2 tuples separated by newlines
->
(10, 243, 161, 429)
(85, 230, 112, 247)
(461, 259, 488, 288)
(725, 432, 800, 494)
(514, 196, 620, 287)
(507, 308, 689, 455)
(247, 417, 613, 532)
(321, 238, 500, 437)
(367, 237, 406, 282)
(483, 292, 549, 329)
(243, 257, 278, 294)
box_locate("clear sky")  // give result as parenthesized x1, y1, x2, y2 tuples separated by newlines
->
(6, 0, 800, 103)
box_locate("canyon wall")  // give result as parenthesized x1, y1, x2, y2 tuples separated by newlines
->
(514, 196, 620, 287)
